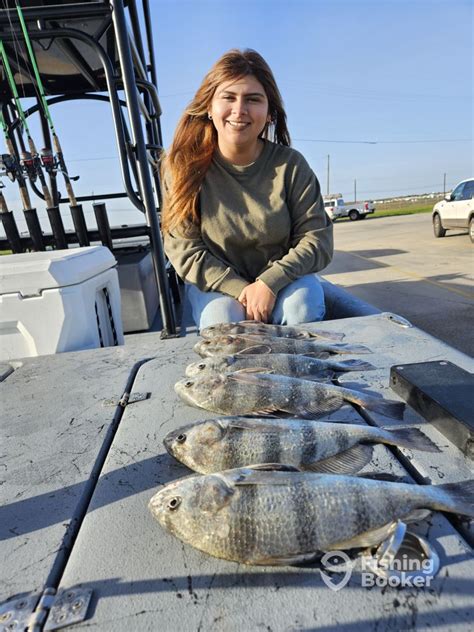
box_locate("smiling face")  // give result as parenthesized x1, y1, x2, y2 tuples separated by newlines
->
(209, 75, 271, 163)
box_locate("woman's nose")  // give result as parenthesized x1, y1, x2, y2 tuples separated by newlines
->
(232, 98, 248, 115)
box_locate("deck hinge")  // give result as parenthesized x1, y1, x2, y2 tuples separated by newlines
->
(0, 587, 92, 632)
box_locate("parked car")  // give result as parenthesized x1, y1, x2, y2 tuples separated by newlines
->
(323, 195, 375, 221)
(432, 178, 474, 242)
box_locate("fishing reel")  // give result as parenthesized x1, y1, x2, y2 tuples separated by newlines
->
(20, 151, 38, 183)
(40, 148, 58, 176)
(0, 154, 18, 182)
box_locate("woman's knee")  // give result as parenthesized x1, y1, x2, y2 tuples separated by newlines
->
(197, 296, 245, 330)
(275, 275, 326, 325)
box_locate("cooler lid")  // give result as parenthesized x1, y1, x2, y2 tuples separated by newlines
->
(0, 246, 117, 296)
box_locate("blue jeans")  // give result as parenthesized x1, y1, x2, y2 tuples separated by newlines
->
(187, 274, 326, 331)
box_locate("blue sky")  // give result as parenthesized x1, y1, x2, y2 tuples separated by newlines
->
(2, 0, 473, 231)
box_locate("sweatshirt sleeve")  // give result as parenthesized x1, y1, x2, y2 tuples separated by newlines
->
(256, 154, 333, 295)
(163, 229, 249, 299)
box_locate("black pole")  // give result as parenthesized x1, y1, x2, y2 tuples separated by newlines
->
(111, 0, 176, 336)
(0, 209, 23, 253)
(24, 208, 45, 251)
(70, 204, 90, 246)
(93, 202, 113, 251)
(47, 206, 68, 249)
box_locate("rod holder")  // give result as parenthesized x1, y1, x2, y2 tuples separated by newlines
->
(70, 204, 90, 247)
(93, 202, 113, 251)
(24, 208, 45, 251)
(46, 205, 68, 250)
(0, 210, 23, 253)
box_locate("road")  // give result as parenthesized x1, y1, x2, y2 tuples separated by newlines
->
(320, 213, 474, 357)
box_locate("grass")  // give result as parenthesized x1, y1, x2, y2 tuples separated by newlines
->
(334, 202, 437, 222)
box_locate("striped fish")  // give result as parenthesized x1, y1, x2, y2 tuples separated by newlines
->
(200, 320, 344, 342)
(174, 371, 405, 419)
(149, 467, 474, 565)
(164, 417, 439, 474)
(185, 353, 375, 382)
(194, 334, 371, 358)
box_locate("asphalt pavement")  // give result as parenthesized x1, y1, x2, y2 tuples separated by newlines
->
(320, 212, 474, 357)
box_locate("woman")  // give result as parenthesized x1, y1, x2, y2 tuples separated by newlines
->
(162, 49, 333, 330)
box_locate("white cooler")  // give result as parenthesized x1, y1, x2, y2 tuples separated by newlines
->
(0, 246, 124, 361)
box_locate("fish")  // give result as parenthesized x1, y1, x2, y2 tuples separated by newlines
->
(148, 466, 474, 565)
(163, 417, 440, 474)
(194, 334, 371, 358)
(174, 371, 406, 419)
(185, 353, 375, 382)
(200, 320, 344, 342)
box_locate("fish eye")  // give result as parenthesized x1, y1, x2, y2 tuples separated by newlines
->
(202, 340, 210, 346)
(176, 433, 187, 443)
(184, 380, 193, 388)
(167, 496, 181, 511)
(197, 363, 206, 370)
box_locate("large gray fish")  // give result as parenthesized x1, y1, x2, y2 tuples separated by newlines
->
(185, 353, 375, 382)
(164, 417, 439, 474)
(194, 334, 371, 358)
(149, 467, 474, 565)
(175, 371, 406, 419)
(200, 320, 344, 342)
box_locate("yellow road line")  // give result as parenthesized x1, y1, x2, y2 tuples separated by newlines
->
(340, 251, 474, 300)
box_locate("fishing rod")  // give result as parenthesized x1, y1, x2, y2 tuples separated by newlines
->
(0, 39, 54, 209)
(16, 2, 79, 207)
(0, 108, 46, 251)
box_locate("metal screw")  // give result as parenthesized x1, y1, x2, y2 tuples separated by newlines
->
(72, 600, 83, 611)
(66, 591, 75, 600)
(57, 612, 67, 622)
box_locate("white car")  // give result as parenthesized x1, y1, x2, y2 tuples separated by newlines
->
(432, 178, 474, 242)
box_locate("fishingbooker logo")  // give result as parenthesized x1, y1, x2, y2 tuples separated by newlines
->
(320, 550, 436, 591)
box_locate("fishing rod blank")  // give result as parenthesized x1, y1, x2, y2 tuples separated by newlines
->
(16, 4, 78, 207)
(0, 40, 54, 209)
(15, 6, 90, 248)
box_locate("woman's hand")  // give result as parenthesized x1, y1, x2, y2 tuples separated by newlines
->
(238, 280, 276, 323)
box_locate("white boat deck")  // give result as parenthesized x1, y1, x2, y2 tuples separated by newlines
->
(1, 313, 473, 631)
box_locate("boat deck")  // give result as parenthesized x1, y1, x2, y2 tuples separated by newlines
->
(1, 313, 473, 631)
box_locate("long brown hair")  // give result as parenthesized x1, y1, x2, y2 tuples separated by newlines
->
(161, 49, 291, 234)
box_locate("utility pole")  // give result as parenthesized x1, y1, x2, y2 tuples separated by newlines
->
(443, 173, 446, 196)
(354, 179, 357, 203)
(326, 154, 330, 196)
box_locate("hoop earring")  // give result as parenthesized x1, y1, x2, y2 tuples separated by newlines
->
(208, 114, 213, 120)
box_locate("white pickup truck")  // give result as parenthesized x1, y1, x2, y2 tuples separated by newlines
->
(324, 195, 376, 221)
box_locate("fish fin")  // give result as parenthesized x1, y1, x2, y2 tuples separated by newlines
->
(248, 552, 319, 566)
(379, 427, 440, 452)
(232, 367, 275, 375)
(356, 472, 410, 483)
(301, 371, 335, 383)
(403, 509, 432, 523)
(307, 329, 345, 342)
(305, 445, 374, 474)
(301, 351, 331, 359)
(235, 344, 273, 355)
(330, 522, 399, 550)
(292, 395, 345, 419)
(327, 343, 372, 355)
(248, 463, 301, 472)
(248, 408, 283, 417)
(429, 479, 474, 518)
(331, 359, 376, 372)
(341, 389, 406, 420)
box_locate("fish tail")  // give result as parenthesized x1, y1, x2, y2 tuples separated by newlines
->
(328, 343, 372, 355)
(330, 359, 376, 372)
(427, 479, 474, 518)
(341, 388, 406, 420)
(378, 427, 440, 452)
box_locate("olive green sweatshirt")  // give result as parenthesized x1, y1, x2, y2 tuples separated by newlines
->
(163, 140, 333, 299)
